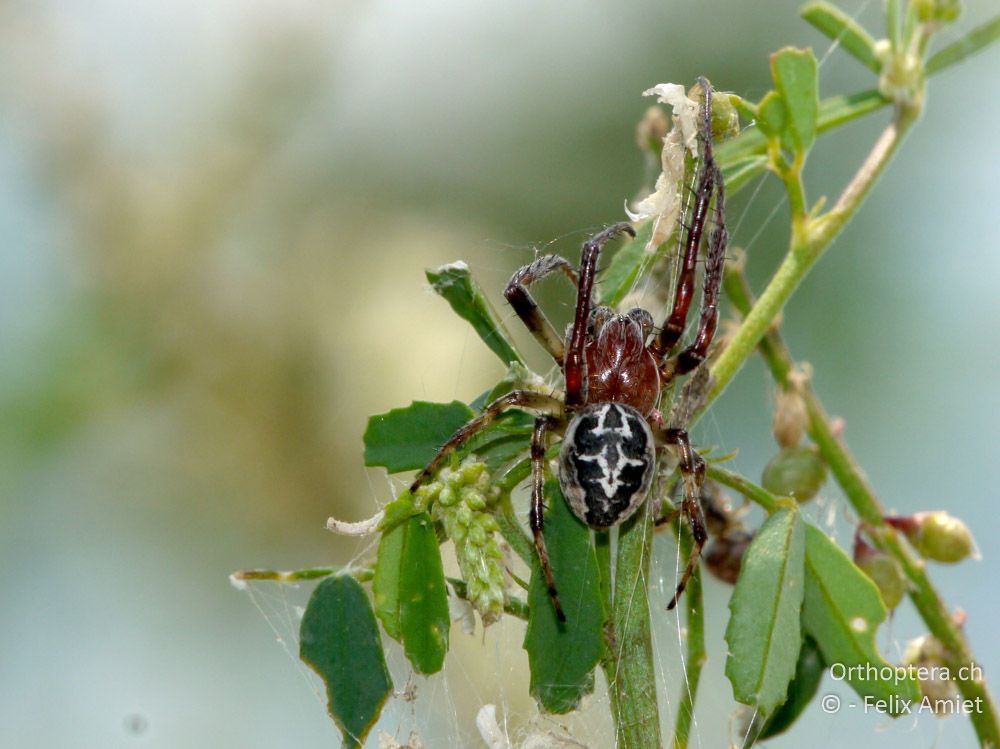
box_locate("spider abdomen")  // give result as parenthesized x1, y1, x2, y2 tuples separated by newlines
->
(558, 402, 655, 528)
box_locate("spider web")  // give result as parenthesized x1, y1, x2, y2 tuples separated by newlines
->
(230, 4, 942, 745)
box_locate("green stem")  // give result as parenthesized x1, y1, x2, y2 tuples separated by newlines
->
(706, 464, 781, 514)
(605, 506, 662, 749)
(723, 262, 1000, 748)
(671, 527, 705, 749)
(231, 566, 372, 583)
(596, 531, 625, 733)
(926, 13, 1000, 75)
(494, 494, 535, 567)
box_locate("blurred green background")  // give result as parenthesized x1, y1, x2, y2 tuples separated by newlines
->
(1, 0, 997, 747)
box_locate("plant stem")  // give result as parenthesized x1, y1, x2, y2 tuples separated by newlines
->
(706, 464, 781, 514)
(231, 566, 373, 583)
(723, 262, 1000, 747)
(494, 494, 535, 567)
(604, 505, 662, 749)
(671, 526, 704, 749)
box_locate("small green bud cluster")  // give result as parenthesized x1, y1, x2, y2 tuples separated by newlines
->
(414, 459, 507, 625)
(914, 0, 962, 26)
(875, 40, 924, 110)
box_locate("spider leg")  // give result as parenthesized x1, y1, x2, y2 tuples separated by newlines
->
(651, 77, 717, 361)
(656, 427, 708, 611)
(564, 222, 635, 408)
(408, 390, 563, 493)
(530, 415, 566, 621)
(661, 164, 727, 382)
(504, 255, 579, 364)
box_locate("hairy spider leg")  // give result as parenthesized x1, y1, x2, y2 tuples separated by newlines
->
(563, 222, 636, 409)
(667, 164, 727, 379)
(657, 426, 708, 610)
(651, 76, 717, 360)
(504, 255, 580, 364)
(407, 390, 564, 494)
(530, 415, 566, 621)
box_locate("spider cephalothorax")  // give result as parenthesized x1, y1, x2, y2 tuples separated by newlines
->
(409, 77, 728, 620)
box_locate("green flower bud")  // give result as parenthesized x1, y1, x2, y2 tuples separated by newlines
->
(761, 446, 827, 502)
(426, 457, 508, 625)
(772, 387, 808, 448)
(468, 524, 488, 547)
(711, 93, 741, 139)
(853, 534, 906, 610)
(461, 486, 487, 511)
(455, 504, 474, 528)
(437, 485, 457, 507)
(875, 40, 924, 110)
(914, 0, 961, 24)
(888, 511, 976, 564)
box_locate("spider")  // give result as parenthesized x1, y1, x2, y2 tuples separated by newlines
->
(410, 78, 728, 621)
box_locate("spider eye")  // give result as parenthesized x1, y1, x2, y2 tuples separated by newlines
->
(587, 306, 615, 335)
(625, 308, 654, 338)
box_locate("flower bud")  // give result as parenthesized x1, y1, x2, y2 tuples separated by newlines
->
(853, 534, 906, 610)
(688, 79, 740, 139)
(761, 446, 827, 502)
(886, 511, 976, 564)
(772, 387, 808, 448)
(875, 40, 924, 109)
(914, 0, 961, 24)
(428, 458, 508, 625)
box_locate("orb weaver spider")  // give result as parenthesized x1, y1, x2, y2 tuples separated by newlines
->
(410, 78, 728, 621)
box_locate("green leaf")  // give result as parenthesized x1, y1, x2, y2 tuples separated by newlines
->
(926, 14, 1000, 75)
(816, 88, 886, 129)
(426, 262, 523, 366)
(372, 514, 451, 672)
(398, 513, 451, 674)
(372, 521, 405, 641)
(598, 221, 654, 307)
(757, 91, 788, 137)
(524, 481, 604, 713)
(716, 89, 888, 171)
(802, 524, 920, 713)
(364, 400, 475, 473)
(467, 428, 532, 472)
(300, 575, 392, 749)
(770, 47, 819, 154)
(801, 1, 880, 72)
(722, 155, 769, 193)
(758, 635, 826, 740)
(725, 507, 805, 716)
